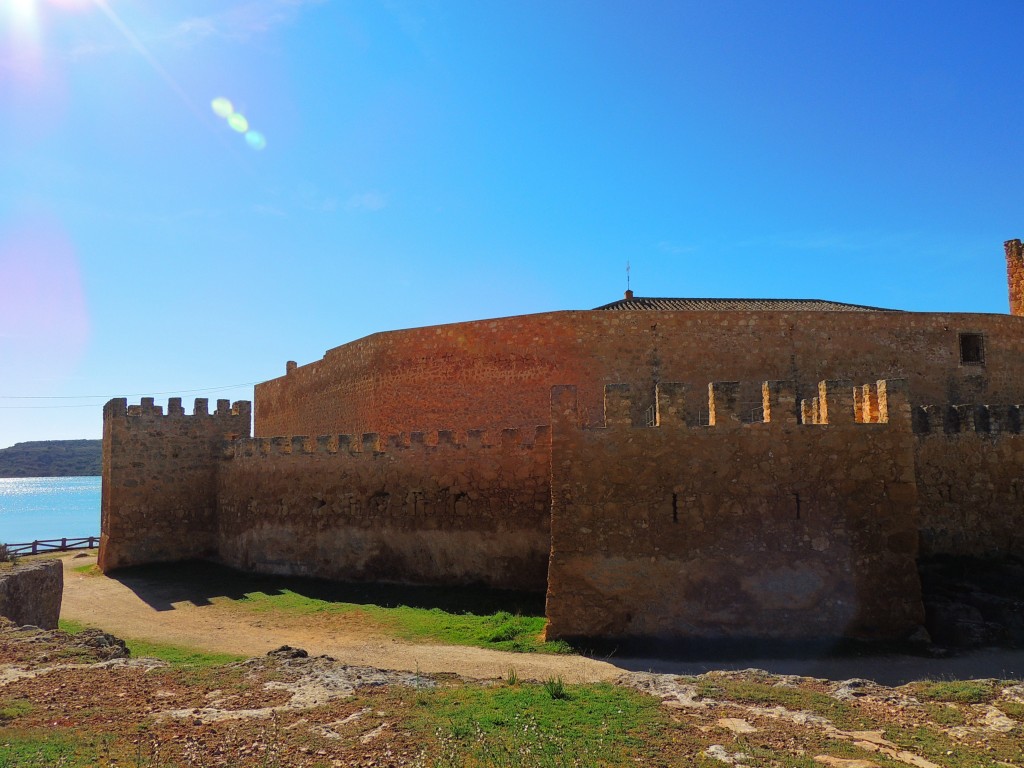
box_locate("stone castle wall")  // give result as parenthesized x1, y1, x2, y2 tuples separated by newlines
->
(255, 309, 1024, 439)
(544, 380, 924, 643)
(99, 397, 251, 571)
(216, 428, 551, 590)
(97, 238, 1024, 643)
(99, 381, 1024, 642)
(914, 403, 1024, 558)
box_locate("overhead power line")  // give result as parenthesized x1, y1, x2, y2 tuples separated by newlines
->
(0, 382, 259, 400)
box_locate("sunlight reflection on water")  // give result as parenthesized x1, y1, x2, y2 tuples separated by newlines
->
(0, 476, 100, 544)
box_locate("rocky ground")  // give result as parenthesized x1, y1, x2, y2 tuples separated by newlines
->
(1, 619, 1023, 767)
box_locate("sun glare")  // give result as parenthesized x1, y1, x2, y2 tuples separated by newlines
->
(6, 0, 92, 27)
(47, 0, 95, 9)
(6, 0, 40, 33)
(4, 0, 96, 65)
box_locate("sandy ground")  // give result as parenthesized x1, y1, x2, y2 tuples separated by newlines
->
(60, 554, 1024, 685)
(59, 554, 621, 683)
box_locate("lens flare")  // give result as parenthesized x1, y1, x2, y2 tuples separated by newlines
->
(227, 113, 249, 133)
(210, 97, 234, 118)
(211, 95, 268, 150)
(245, 131, 267, 150)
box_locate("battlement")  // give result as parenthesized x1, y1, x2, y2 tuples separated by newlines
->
(105, 397, 252, 422)
(570, 379, 910, 429)
(228, 425, 551, 459)
(913, 403, 1024, 435)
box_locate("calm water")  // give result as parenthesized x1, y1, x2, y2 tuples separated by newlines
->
(0, 477, 101, 545)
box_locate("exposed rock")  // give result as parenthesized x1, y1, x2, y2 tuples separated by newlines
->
(704, 744, 750, 764)
(268, 645, 308, 659)
(718, 717, 757, 734)
(70, 628, 130, 660)
(0, 560, 62, 629)
(832, 678, 874, 700)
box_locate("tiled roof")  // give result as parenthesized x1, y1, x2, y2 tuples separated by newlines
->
(593, 297, 896, 312)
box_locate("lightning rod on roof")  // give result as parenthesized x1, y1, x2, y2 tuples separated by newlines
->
(624, 261, 634, 300)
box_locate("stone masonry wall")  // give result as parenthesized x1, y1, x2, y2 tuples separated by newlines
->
(99, 398, 251, 572)
(914, 403, 1024, 558)
(0, 560, 63, 629)
(254, 310, 1024, 441)
(1006, 239, 1024, 317)
(545, 380, 924, 643)
(216, 428, 551, 591)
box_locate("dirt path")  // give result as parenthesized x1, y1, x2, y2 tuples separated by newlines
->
(59, 555, 621, 683)
(60, 555, 1024, 686)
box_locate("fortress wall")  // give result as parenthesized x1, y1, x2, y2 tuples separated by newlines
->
(255, 310, 1024, 438)
(216, 427, 551, 591)
(544, 380, 924, 643)
(914, 404, 1024, 558)
(99, 398, 251, 572)
(254, 314, 592, 438)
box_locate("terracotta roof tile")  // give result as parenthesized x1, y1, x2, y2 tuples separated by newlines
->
(592, 297, 895, 312)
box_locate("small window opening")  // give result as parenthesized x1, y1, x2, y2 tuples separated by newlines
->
(644, 404, 657, 427)
(959, 333, 985, 365)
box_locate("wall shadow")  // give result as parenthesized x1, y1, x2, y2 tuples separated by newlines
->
(106, 559, 547, 616)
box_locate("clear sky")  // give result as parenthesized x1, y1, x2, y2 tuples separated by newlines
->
(1, 0, 1021, 447)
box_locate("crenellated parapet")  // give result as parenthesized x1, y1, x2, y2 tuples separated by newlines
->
(227, 426, 550, 459)
(574, 379, 911, 430)
(105, 396, 251, 426)
(913, 403, 1024, 435)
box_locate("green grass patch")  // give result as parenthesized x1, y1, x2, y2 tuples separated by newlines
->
(72, 563, 99, 576)
(923, 702, 966, 726)
(997, 700, 1024, 721)
(0, 699, 33, 723)
(0, 731, 90, 768)
(122, 638, 244, 668)
(411, 681, 668, 767)
(238, 590, 572, 654)
(58, 618, 87, 635)
(58, 618, 242, 668)
(910, 679, 995, 704)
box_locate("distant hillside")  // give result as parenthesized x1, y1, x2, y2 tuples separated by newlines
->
(0, 440, 101, 478)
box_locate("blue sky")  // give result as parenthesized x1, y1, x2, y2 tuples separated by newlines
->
(0, 0, 1021, 447)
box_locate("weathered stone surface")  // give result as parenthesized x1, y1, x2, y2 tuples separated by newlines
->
(216, 429, 551, 590)
(99, 398, 251, 571)
(545, 381, 924, 642)
(0, 560, 63, 629)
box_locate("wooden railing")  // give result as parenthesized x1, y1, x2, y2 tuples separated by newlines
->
(3, 537, 99, 557)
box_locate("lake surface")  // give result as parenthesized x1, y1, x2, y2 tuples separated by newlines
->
(0, 476, 101, 544)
